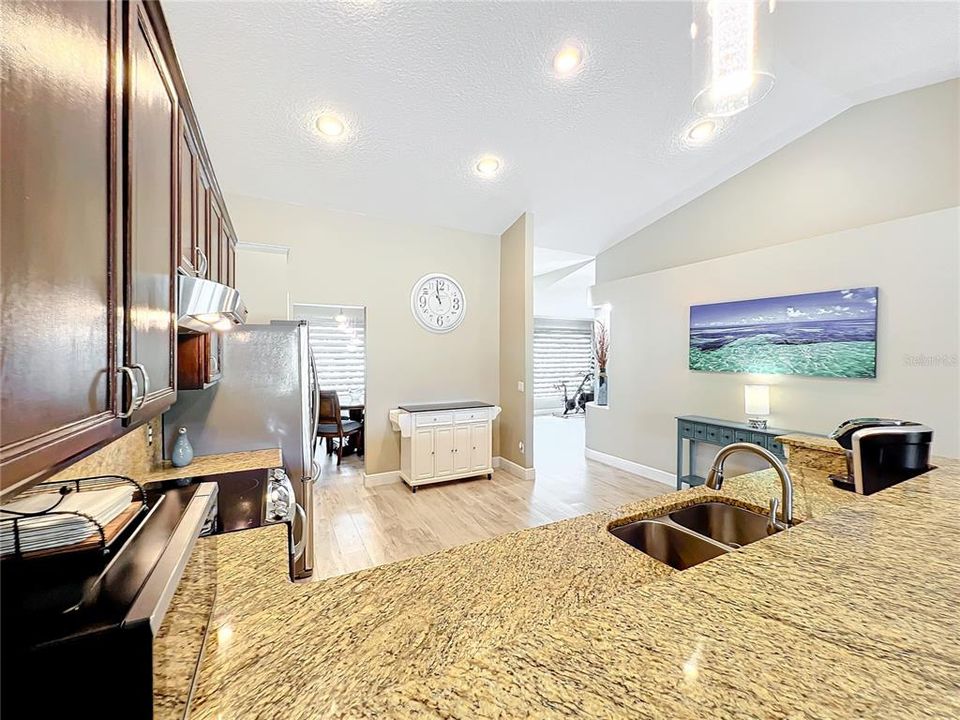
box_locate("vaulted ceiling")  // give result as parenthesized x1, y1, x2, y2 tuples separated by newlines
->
(165, 1, 959, 255)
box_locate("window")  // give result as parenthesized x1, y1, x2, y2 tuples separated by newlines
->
(292, 304, 365, 397)
(533, 318, 594, 399)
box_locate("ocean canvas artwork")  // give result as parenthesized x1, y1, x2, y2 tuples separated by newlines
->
(689, 287, 878, 378)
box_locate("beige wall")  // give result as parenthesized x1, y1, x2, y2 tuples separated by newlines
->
(499, 214, 535, 470)
(588, 81, 960, 479)
(587, 208, 960, 477)
(597, 80, 960, 283)
(235, 245, 290, 323)
(229, 194, 501, 475)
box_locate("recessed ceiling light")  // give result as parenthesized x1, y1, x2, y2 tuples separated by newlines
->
(316, 114, 346, 139)
(475, 156, 502, 178)
(685, 119, 717, 144)
(553, 45, 583, 77)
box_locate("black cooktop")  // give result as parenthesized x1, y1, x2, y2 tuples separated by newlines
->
(398, 400, 494, 413)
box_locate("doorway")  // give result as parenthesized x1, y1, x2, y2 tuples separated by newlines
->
(292, 303, 366, 476)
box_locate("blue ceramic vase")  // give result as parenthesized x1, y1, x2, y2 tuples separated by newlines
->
(596, 371, 608, 406)
(171, 426, 195, 468)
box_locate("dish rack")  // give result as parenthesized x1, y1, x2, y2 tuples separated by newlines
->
(1, 475, 147, 561)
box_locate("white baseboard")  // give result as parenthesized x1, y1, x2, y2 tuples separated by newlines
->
(361, 469, 402, 486)
(494, 456, 536, 481)
(584, 447, 676, 487)
(364, 458, 537, 486)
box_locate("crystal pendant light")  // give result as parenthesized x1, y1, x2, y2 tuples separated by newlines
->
(690, 0, 776, 117)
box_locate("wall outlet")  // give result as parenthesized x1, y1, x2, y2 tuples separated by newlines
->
(518, 441, 524, 454)
(517, 380, 524, 393)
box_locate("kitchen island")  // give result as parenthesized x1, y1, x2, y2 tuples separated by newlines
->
(188, 447, 960, 719)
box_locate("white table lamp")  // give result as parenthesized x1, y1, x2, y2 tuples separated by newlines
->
(744, 385, 770, 429)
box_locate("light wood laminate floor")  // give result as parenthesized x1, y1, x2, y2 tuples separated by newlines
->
(309, 416, 670, 581)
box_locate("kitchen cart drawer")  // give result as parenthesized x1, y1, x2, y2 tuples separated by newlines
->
(415, 412, 454, 427)
(454, 409, 489, 424)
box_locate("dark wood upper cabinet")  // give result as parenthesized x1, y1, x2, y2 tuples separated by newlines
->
(227, 232, 237, 288)
(0, 0, 122, 495)
(1, 0, 241, 492)
(210, 201, 224, 283)
(122, 0, 178, 424)
(178, 111, 199, 277)
(197, 164, 213, 280)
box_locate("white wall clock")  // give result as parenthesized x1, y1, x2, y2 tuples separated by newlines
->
(410, 273, 466, 333)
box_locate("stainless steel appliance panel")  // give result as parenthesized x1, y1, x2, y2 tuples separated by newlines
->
(163, 322, 318, 577)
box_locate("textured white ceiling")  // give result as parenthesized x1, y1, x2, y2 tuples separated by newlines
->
(164, 1, 960, 254)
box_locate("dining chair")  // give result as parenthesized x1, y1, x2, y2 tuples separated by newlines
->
(316, 390, 362, 466)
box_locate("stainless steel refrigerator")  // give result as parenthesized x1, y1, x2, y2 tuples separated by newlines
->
(163, 321, 319, 578)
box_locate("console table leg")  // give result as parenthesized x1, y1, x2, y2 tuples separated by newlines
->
(676, 436, 683, 490)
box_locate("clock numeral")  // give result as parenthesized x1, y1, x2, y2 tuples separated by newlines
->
(436, 316, 444, 327)
(418, 296, 427, 309)
(452, 297, 460, 311)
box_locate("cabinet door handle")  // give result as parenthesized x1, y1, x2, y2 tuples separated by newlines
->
(117, 366, 139, 419)
(195, 247, 208, 278)
(132, 363, 150, 409)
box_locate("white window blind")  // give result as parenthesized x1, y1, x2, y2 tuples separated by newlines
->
(533, 318, 594, 399)
(292, 305, 365, 396)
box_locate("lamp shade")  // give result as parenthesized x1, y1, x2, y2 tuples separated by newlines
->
(744, 385, 770, 416)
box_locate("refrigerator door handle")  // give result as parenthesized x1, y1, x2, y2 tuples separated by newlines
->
(291, 503, 307, 560)
(308, 351, 321, 474)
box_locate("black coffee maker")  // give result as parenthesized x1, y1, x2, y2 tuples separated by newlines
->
(829, 418, 934, 495)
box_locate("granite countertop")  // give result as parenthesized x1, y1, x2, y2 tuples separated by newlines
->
(778, 432, 846, 454)
(397, 400, 495, 413)
(187, 458, 960, 720)
(142, 448, 282, 484)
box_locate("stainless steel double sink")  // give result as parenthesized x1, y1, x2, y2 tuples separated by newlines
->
(609, 501, 783, 570)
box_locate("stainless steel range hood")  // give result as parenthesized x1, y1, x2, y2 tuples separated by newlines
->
(178, 274, 248, 333)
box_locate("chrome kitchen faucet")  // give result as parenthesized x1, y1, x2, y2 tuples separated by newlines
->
(705, 443, 794, 530)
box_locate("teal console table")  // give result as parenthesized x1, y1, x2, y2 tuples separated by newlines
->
(675, 415, 793, 490)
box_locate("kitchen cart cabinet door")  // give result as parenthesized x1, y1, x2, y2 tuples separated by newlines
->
(470, 423, 490, 472)
(123, 0, 178, 423)
(413, 429, 435, 481)
(177, 112, 199, 276)
(433, 427, 455, 478)
(0, 0, 123, 494)
(452, 426, 471, 474)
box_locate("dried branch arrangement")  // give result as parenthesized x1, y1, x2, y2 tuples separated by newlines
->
(593, 321, 610, 372)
